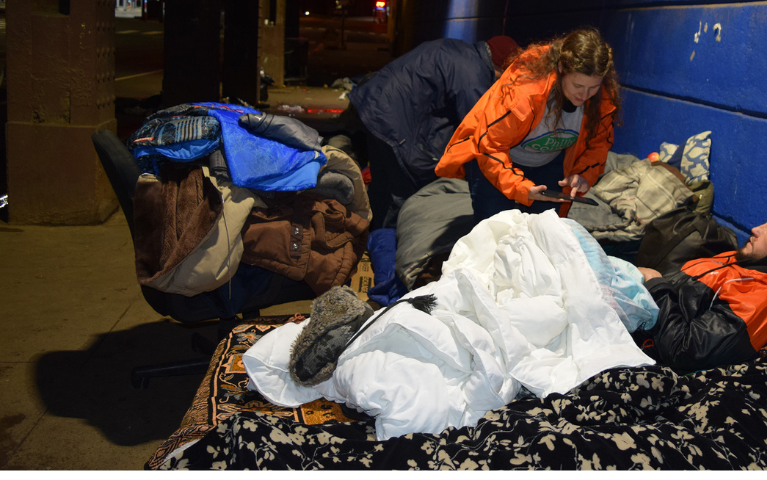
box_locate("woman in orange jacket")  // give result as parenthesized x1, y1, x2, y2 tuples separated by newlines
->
(435, 28, 622, 223)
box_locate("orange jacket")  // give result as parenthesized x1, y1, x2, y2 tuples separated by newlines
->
(641, 253, 767, 373)
(435, 46, 616, 216)
(675, 254, 767, 354)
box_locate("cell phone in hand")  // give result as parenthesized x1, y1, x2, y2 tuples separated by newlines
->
(539, 189, 599, 206)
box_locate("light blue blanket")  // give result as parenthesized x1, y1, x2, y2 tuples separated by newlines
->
(564, 218, 658, 332)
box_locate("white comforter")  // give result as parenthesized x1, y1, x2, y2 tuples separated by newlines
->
(243, 210, 655, 440)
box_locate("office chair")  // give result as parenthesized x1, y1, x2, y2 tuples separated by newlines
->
(91, 129, 316, 389)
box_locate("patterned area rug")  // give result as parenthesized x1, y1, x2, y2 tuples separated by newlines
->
(146, 315, 357, 469)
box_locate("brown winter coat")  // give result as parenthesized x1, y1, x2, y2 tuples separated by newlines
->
(240, 193, 369, 295)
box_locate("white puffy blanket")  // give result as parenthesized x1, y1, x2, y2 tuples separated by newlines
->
(243, 210, 655, 440)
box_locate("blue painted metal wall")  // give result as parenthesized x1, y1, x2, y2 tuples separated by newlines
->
(602, 4, 767, 243)
(404, 0, 766, 244)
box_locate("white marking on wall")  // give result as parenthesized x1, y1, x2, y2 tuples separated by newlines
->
(625, 14, 631, 42)
(690, 51, 695, 61)
(713, 23, 722, 42)
(694, 21, 702, 43)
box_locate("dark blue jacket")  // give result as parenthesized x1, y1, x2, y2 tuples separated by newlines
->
(349, 39, 495, 188)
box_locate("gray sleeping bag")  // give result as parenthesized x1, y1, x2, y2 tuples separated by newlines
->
(395, 177, 474, 290)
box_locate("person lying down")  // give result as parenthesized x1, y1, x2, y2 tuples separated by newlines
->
(242, 209, 658, 441)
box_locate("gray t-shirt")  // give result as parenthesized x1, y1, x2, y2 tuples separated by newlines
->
(509, 92, 584, 167)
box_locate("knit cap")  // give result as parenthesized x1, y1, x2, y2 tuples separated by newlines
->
(486, 35, 520, 69)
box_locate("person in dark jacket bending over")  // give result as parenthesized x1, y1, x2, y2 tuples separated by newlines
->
(347, 36, 520, 230)
(634, 221, 767, 373)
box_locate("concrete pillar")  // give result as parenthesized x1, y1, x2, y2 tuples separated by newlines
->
(387, 0, 398, 45)
(6, 0, 119, 224)
(393, 0, 414, 57)
(162, 0, 222, 107)
(285, 0, 299, 38)
(260, 0, 286, 88)
(222, 0, 261, 105)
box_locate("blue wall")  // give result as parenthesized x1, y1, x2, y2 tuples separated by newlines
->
(404, 0, 766, 244)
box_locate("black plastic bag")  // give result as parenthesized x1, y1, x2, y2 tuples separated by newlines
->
(635, 206, 738, 274)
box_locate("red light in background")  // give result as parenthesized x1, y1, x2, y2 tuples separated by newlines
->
(305, 108, 345, 114)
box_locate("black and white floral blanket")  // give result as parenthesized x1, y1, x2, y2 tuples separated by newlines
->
(158, 358, 767, 470)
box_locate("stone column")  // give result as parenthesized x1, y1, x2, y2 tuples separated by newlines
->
(162, 0, 222, 107)
(6, 0, 118, 224)
(222, 0, 261, 106)
(285, 0, 299, 38)
(260, 0, 286, 88)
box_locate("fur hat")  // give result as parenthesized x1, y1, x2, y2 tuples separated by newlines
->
(288, 288, 440, 387)
(486, 36, 520, 69)
(288, 285, 374, 387)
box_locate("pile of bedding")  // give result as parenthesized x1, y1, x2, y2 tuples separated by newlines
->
(243, 210, 658, 441)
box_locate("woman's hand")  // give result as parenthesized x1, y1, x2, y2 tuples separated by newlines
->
(559, 174, 589, 197)
(528, 185, 566, 202)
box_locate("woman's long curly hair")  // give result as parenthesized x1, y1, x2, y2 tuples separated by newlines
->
(503, 28, 622, 149)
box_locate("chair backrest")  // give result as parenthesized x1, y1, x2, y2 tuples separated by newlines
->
(91, 130, 142, 238)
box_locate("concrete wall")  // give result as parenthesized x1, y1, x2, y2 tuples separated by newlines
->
(404, 0, 766, 244)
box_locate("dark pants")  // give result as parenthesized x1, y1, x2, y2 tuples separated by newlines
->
(465, 151, 566, 225)
(364, 128, 418, 231)
(339, 104, 417, 231)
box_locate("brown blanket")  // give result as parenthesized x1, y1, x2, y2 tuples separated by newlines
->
(133, 165, 223, 286)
